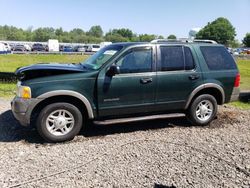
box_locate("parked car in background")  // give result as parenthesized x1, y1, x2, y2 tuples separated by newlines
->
(232, 48, 242, 55)
(14, 44, 26, 52)
(86, 44, 101, 52)
(3, 43, 11, 51)
(32, 43, 46, 51)
(100, 42, 112, 48)
(9, 43, 15, 51)
(63, 45, 74, 52)
(243, 48, 250, 54)
(74, 45, 86, 52)
(59, 45, 64, 51)
(0, 42, 10, 54)
(24, 44, 31, 51)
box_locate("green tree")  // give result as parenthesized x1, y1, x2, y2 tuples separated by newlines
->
(228, 40, 241, 48)
(196, 17, 236, 45)
(55, 27, 64, 41)
(33, 27, 56, 41)
(115, 28, 133, 39)
(87, 25, 103, 38)
(157, 35, 164, 39)
(242, 33, 250, 47)
(105, 33, 129, 43)
(167, 34, 177, 39)
(105, 28, 134, 40)
(139, 34, 156, 42)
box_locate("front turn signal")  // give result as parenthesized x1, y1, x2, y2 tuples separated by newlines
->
(17, 86, 31, 99)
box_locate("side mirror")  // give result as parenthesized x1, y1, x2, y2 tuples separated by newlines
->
(106, 64, 120, 77)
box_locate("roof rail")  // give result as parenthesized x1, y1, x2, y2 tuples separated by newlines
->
(151, 39, 218, 44)
(150, 39, 191, 43)
(193, 39, 217, 44)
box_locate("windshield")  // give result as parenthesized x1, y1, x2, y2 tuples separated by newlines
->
(81, 45, 123, 70)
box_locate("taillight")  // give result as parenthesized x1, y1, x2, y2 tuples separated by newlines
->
(234, 73, 240, 87)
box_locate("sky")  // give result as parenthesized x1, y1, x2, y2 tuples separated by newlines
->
(1, 0, 250, 40)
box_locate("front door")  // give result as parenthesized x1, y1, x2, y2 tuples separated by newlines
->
(97, 46, 156, 117)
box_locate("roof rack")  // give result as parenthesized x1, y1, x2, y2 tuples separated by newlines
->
(150, 39, 191, 43)
(150, 39, 217, 44)
(193, 39, 217, 44)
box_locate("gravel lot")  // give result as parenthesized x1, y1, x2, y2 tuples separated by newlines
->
(0, 98, 249, 188)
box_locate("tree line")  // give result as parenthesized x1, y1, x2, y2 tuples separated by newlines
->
(0, 25, 168, 43)
(0, 17, 249, 47)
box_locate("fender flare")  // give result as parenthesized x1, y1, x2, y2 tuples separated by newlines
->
(184, 83, 225, 109)
(36, 90, 94, 119)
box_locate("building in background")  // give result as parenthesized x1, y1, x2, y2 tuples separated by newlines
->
(189, 28, 201, 40)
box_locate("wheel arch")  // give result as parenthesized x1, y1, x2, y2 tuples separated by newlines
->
(31, 90, 94, 124)
(185, 83, 225, 109)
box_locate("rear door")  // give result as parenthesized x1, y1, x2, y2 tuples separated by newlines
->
(155, 45, 203, 111)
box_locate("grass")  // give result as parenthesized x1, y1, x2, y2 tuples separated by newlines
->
(0, 82, 16, 98)
(229, 101, 250, 110)
(237, 59, 250, 90)
(0, 54, 89, 72)
(0, 54, 89, 98)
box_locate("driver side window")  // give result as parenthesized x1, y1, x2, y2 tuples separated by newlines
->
(116, 48, 152, 74)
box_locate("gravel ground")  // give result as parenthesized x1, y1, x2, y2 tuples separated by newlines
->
(0, 98, 249, 188)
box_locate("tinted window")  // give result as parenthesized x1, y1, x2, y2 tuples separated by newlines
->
(160, 46, 184, 71)
(117, 48, 152, 73)
(200, 46, 237, 70)
(184, 47, 195, 70)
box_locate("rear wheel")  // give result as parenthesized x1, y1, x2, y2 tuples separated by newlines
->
(186, 94, 217, 126)
(36, 102, 83, 142)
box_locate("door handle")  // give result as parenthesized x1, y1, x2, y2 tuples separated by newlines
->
(189, 75, 200, 80)
(140, 77, 153, 84)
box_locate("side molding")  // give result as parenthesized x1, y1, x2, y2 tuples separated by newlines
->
(37, 90, 94, 119)
(184, 83, 225, 109)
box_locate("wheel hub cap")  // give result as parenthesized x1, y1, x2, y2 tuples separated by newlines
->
(196, 100, 213, 122)
(54, 117, 67, 129)
(45, 109, 75, 136)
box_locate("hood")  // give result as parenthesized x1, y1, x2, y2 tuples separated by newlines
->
(15, 63, 85, 81)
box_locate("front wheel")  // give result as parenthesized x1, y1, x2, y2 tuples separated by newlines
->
(36, 102, 83, 142)
(186, 94, 217, 126)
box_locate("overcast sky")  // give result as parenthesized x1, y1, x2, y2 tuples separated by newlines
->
(1, 0, 250, 40)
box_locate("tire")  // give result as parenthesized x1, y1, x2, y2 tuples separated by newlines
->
(186, 94, 217, 126)
(36, 102, 83, 142)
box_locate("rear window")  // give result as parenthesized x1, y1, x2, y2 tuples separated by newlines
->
(200, 46, 237, 70)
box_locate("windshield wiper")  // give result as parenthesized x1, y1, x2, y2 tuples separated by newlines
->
(80, 63, 93, 70)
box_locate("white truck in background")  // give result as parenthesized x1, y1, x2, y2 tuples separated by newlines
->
(48, 39, 59, 52)
(100, 42, 112, 48)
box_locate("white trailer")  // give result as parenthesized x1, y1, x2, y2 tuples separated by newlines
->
(48, 39, 59, 52)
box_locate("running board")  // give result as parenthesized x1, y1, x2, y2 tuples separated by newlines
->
(94, 113, 185, 125)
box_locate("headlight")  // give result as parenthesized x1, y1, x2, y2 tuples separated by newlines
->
(17, 83, 31, 99)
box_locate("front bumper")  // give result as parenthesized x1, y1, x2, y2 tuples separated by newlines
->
(11, 97, 41, 126)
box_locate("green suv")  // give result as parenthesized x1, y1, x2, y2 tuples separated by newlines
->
(11, 40, 240, 142)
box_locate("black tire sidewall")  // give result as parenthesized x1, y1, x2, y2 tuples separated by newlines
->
(188, 94, 218, 126)
(36, 103, 83, 142)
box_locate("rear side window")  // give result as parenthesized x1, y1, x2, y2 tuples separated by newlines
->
(160, 46, 184, 71)
(160, 46, 195, 71)
(200, 46, 237, 70)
